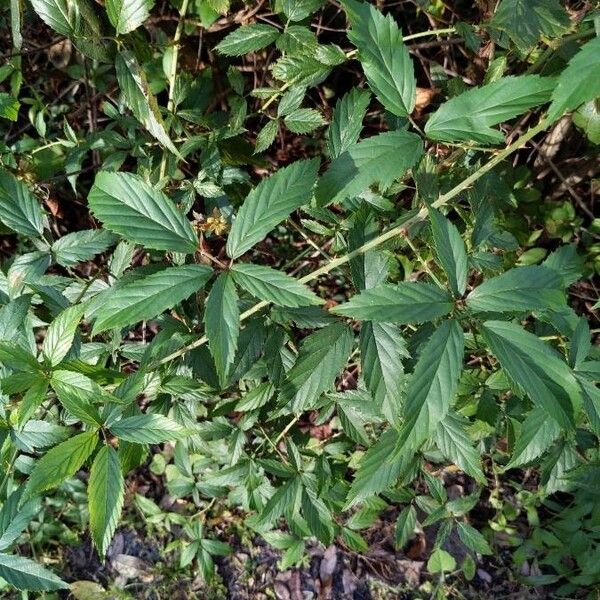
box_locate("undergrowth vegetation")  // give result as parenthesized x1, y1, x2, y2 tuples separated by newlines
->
(0, 0, 599, 597)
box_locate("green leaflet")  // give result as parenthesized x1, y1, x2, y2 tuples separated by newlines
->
(281, 0, 322, 21)
(333, 391, 376, 445)
(434, 411, 484, 481)
(106, 0, 151, 34)
(216, 24, 280, 56)
(573, 100, 600, 145)
(0, 553, 67, 592)
(254, 120, 279, 153)
(348, 207, 390, 291)
(489, 0, 570, 51)
(88, 445, 125, 556)
(429, 207, 468, 297)
(271, 54, 334, 88)
(481, 320, 580, 429)
(359, 321, 406, 425)
(226, 158, 320, 259)
(284, 108, 326, 134)
(315, 130, 423, 205)
(253, 477, 301, 527)
(43, 304, 85, 367)
(547, 37, 600, 122)
(569, 317, 591, 369)
(51, 229, 117, 267)
(90, 264, 212, 334)
(427, 548, 456, 573)
(0, 93, 19, 121)
(115, 50, 181, 157)
(456, 522, 492, 555)
(346, 429, 416, 508)
(397, 320, 464, 452)
(0, 168, 44, 237)
(230, 263, 322, 308)
(7, 251, 51, 296)
(543, 244, 584, 286)
(50, 370, 104, 427)
(277, 86, 306, 118)
(395, 505, 417, 549)
(19, 379, 49, 425)
(327, 88, 371, 159)
(466, 265, 565, 313)
(280, 322, 353, 413)
(29, 0, 75, 36)
(109, 414, 186, 443)
(581, 378, 600, 437)
(332, 281, 453, 324)
(506, 407, 561, 469)
(0, 295, 32, 342)
(88, 171, 198, 253)
(204, 273, 240, 386)
(0, 342, 40, 373)
(424, 75, 555, 144)
(0, 490, 41, 552)
(301, 487, 334, 545)
(24, 431, 98, 499)
(343, 0, 415, 116)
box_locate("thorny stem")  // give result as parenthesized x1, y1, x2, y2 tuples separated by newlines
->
(149, 117, 549, 370)
(159, 0, 190, 180)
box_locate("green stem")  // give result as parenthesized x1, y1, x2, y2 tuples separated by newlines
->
(149, 118, 549, 369)
(159, 0, 189, 179)
(403, 27, 456, 42)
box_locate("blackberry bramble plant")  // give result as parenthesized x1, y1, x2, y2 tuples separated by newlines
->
(0, 0, 598, 595)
